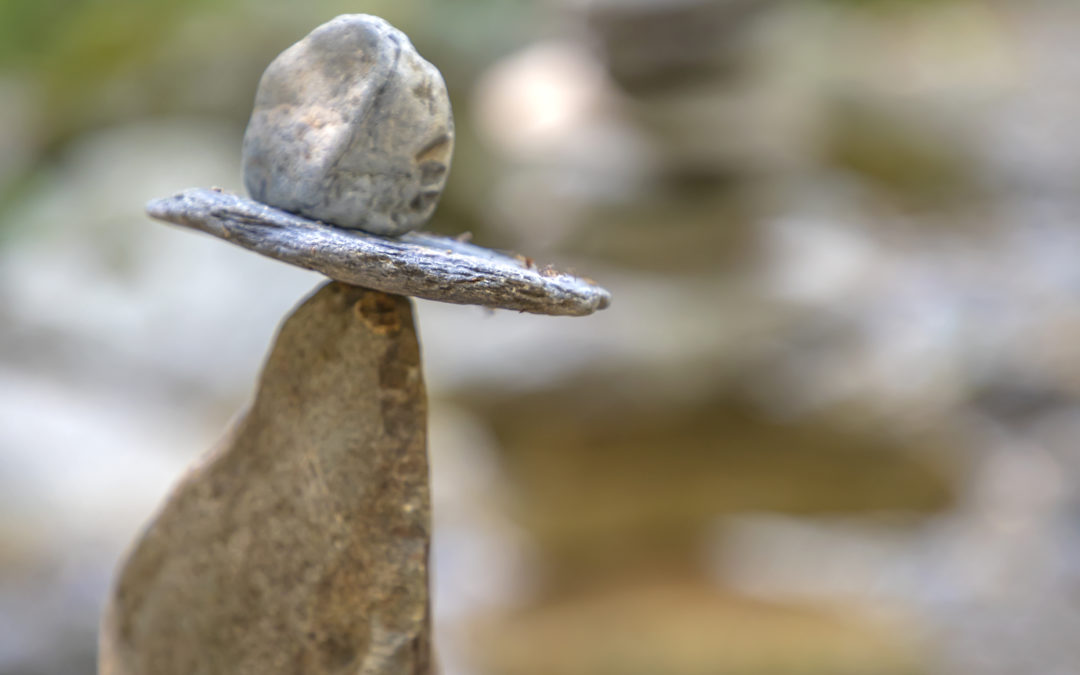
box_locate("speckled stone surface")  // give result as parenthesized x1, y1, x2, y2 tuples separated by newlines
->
(100, 283, 431, 675)
(242, 14, 453, 235)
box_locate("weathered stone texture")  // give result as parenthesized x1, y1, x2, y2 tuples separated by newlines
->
(242, 14, 454, 235)
(146, 188, 611, 317)
(100, 282, 431, 675)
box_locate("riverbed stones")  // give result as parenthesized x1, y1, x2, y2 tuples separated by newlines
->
(241, 14, 454, 236)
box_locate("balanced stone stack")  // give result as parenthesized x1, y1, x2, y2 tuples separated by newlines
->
(99, 15, 608, 675)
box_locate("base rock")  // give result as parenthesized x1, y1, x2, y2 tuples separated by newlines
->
(100, 282, 431, 675)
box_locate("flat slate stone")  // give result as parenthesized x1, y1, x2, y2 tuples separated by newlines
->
(147, 188, 611, 317)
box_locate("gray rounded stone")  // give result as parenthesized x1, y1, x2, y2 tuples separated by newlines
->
(241, 14, 454, 236)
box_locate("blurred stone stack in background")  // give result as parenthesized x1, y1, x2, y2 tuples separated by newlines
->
(2, 1, 1080, 674)
(446, 1, 952, 673)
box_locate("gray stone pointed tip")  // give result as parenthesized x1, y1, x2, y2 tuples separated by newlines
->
(146, 188, 611, 317)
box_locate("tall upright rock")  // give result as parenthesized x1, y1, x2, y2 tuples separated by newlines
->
(100, 282, 431, 675)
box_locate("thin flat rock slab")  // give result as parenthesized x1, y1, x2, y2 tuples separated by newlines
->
(147, 188, 611, 317)
(101, 283, 432, 675)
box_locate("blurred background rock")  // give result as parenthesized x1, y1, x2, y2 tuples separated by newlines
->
(2, 0, 1079, 673)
